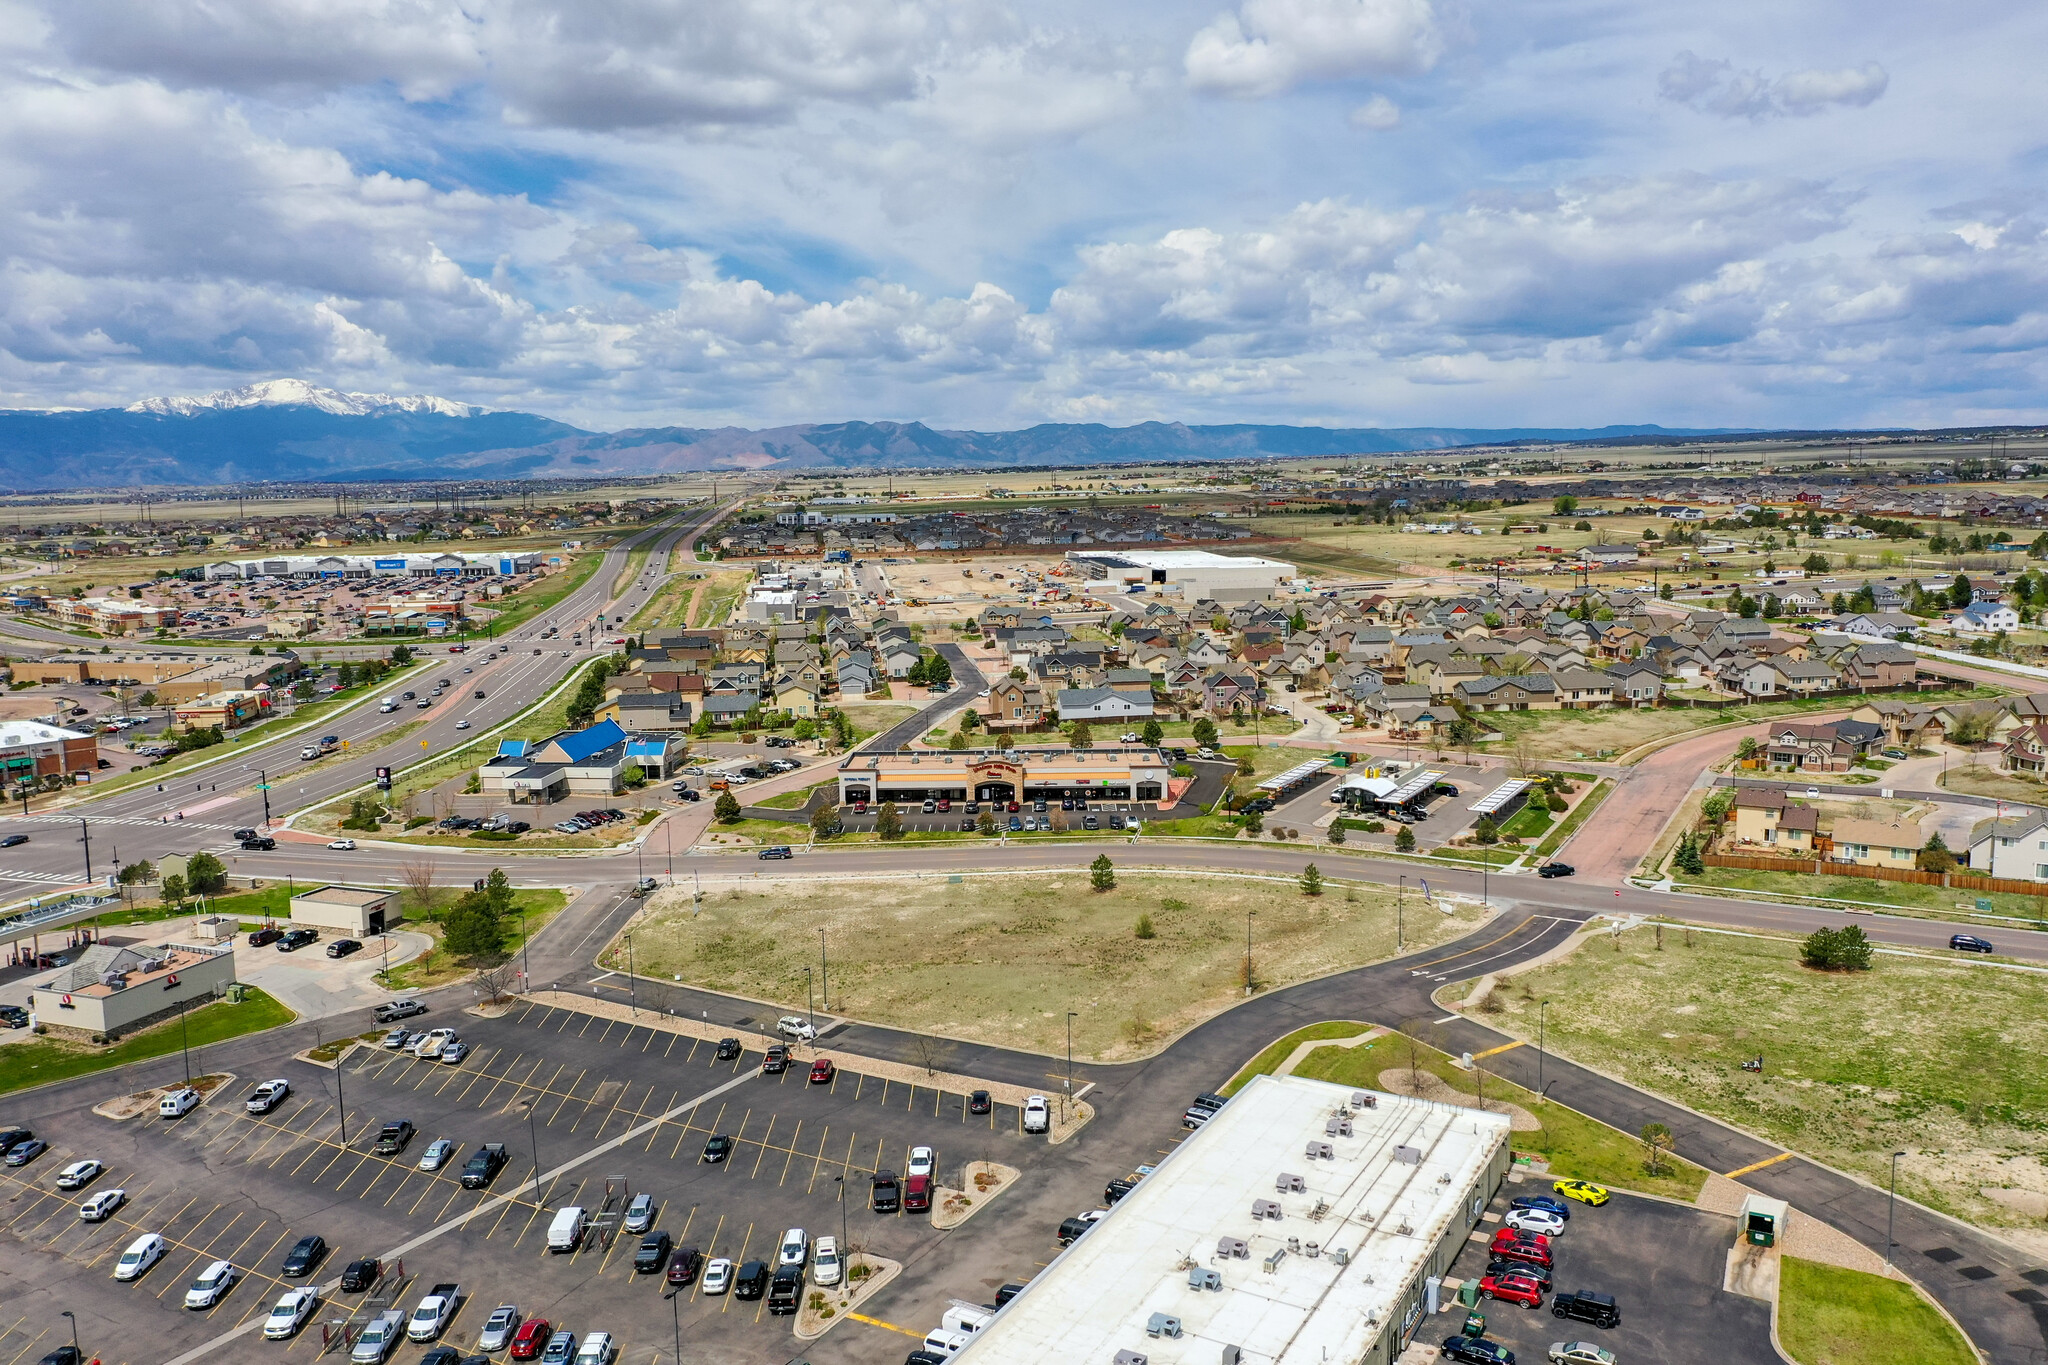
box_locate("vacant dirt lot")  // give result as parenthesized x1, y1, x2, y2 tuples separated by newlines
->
(619, 870, 1485, 1060)
(1495, 923, 2048, 1247)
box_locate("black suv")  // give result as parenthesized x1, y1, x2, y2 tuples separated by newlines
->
(339, 1257, 381, 1292)
(714, 1037, 742, 1060)
(247, 927, 284, 947)
(0, 1005, 27, 1029)
(277, 928, 319, 951)
(461, 1146, 507, 1189)
(633, 1231, 673, 1274)
(733, 1260, 770, 1300)
(871, 1170, 900, 1212)
(240, 835, 277, 851)
(280, 1234, 327, 1278)
(372, 1120, 416, 1155)
(1537, 862, 1575, 879)
(1551, 1290, 1620, 1328)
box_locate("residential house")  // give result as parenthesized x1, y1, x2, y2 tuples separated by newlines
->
(595, 693, 695, 731)
(1828, 817, 1924, 871)
(984, 676, 1047, 728)
(1738, 657, 1840, 697)
(1606, 658, 1665, 706)
(774, 676, 821, 719)
(1729, 787, 1817, 853)
(1056, 687, 1154, 722)
(1454, 674, 1558, 712)
(1763, 718, 1882, 771)
(836, 650, 879, 696)
(1954, 602, 2020, 634)
(1552, 666, 1615, 709)
(1103, 668, 1154, 696)
(1967, 814, 2048, 882)
(1201, 672, 1263, 716)
(2007, 723, 2048, 776)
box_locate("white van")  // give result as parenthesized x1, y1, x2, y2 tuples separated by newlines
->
(941, 1304, 993, 1336)
(547, 1206, 587, 1253)
(922, 1329, 972, 1358)
(158, 1087, 200, 1119)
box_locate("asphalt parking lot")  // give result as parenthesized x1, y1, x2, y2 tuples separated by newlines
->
(0, 999, 1064, 1365)
(1440, 1178, 1777, 1365)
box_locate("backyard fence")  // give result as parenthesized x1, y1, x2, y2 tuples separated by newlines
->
(1702, 852, 2048, 898)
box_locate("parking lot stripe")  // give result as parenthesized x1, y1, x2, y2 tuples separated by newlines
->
(218, 1214, 268, 1267)
(555, 1009, 572, 1032)
(577, 1014, 597, 1037)
(1724, 1151, 1794, 1179)
(664, 1032, 680, 1059)
(2, 1330, 48, 1365)
(778, 1121, 803, 1186)
(805, 1127, 831, 1194)
(722, 1223, 754, 1312)
(597, 1018, 616, 1045)
(547, 1069, 585, 1125)
(847, 1312, 923, 1339)
(750, 1117, 777, 1179)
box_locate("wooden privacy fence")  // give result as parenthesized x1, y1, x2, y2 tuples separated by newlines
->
(1702, 853, 2048, 898)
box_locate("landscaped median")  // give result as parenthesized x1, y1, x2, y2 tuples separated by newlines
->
(1777, 1256, 1974, 1365)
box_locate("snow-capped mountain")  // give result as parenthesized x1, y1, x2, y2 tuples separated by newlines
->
(124, 377, 484, 419)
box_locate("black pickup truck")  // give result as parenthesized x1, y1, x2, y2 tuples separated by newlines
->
(461, 1143, 508, 1189)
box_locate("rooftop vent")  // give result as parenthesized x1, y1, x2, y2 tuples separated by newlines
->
(1114, 1352, 1148, 1365)
(1331, 1247, 1351, 1266)
(1145, 1314, 1183, 1339)
(1350, 1091, 1376, 1109)
(1262, 1247, 1287, 1273)
(1305, 1140, 1334, 1161)
(1326, 1116, 1353, 1138)
(1222, 1349, 1242, 1365)
(1393, 1144, 1422, 1165)
(1217, 1236, 1250, 1259)
(1250, 1199, 1283, 1221)
(1276, 1172, 1306, 1193)
(1189, 1268, 1223, 1292)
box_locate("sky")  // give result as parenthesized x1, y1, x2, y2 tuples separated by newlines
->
(1, 0, 2045, 434)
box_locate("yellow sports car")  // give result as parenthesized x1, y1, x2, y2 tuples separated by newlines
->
(1552, 1179, 1611, 1206)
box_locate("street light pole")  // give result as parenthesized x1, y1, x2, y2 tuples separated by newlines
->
(525, 1098, 544, 1205)
(334, 1027, 349, 1146)
(1537, 1000, 1547, 1095)
(177, 996, 191, 1085)
(1244, 910, 1256, 996)
(1065, 1011, 1076, 1120)
(257, 769, 271, 828)
(1886, 1150, 1906, 1266)
(1397, 876, 1405, 953)
(518, 906, 530, 992)
(60, 1311, 78, 1362)
(818, 929, 828, 1012)
(625, 932, 637, 1016)
(77, 819, 91, 886)
(806, 966, 815, 1039)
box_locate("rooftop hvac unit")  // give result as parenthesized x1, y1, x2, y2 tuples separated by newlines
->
(1350, 1091, 1376, 1109)
(1250, 1199, 1283, 1221)
(1393, 1144, 1422, 1165)
(99, 971, 125, 988)
(1188, 1268, 1223, 1291)
(1326, 1116, 1353, 1138)
(1222, 1349, 1242, 1365)
(140, 958, 166, 973)
(1276, 1172, 1306, 1193)
(1305, 1140, 1334, 1161)
(1145, 1314, 1183, 1339)
(1114, 1352, 1149, 1365)
(1331, 1246, 1351, 1266)
(1216, 1237, 1250, 1260)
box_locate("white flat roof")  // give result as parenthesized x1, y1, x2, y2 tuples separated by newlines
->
(1469, 779, 1534, 816)
(955, 1074, 1510, 1365)
(1071, 550, 1293, 570)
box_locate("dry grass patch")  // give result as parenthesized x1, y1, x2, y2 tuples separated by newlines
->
(623, 872, 1484, 1061)
(1499, 923, 2048, 1241)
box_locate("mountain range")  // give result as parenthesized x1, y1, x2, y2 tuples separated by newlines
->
(0, 379, 1754, 489)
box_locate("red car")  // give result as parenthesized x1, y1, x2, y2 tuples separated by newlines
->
(809, 1058, 836, 1085)
(1491, 1227, 1550, 1254)
(936, 798, 951, 812)
(508, 1318, 552, 1361)
(1478, 1270, 1545, 1308)
(1490, 1237, 1552, 1270)
(903, 1173, 932, 1213)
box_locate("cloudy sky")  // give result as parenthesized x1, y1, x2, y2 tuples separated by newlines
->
(1, 0, 2043, 432)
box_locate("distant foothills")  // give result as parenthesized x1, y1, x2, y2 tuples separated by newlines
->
(0, 376, 1928, 490)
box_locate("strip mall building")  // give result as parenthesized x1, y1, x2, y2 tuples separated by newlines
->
(834, 746, 1171, 806)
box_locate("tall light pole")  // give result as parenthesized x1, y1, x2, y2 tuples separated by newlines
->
(625, 932, 637, 1016)
(517, 905, 530, 992)
(1397, 876, 1405, 953)
(1886, 1150, 1906, 1266)
(1244, 910, 1256, 996)
(805, 966, 815, 1039)
(77, 819, 91, 886)
(818, 929, 828, 1012)
(1537, 1000, 1548, 1096)
(177, 996, 192, 1085)
(60, 1311, 78, 1362)
(523, 1097, 544, 1205)
(1065, 1011, 1077, 1121)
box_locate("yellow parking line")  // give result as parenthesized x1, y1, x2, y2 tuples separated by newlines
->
(1471, 1040, 1525, 1061)
(1724, 1151, 1794, 1179)
(848, 1312, 924, 1339)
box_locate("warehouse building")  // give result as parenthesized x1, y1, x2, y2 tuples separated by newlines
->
(1067, 549, 1295, 603)
(953, 1073, 1511, 1365)
(289, 885, 399, 936)
(835, 745, 1172, 806)
(202, 550, 544, 581)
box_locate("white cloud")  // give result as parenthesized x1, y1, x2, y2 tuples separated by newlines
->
(1659, 51, 1889, 120)
(1349, 94, 1401, 129)
(1186, 0, 1440, 99)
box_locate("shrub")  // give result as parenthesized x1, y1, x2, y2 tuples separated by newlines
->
(1134, 913, 1155, 939)
(1394, 825, 1415, 852)
(1801, 925, 1873, 972)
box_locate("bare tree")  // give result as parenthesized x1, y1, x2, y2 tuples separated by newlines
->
(1509, 734, 1540, 778)
(399, 857, 439, 921)
(474, 961, 517, 1005)
(908, 1035, 954, 1078)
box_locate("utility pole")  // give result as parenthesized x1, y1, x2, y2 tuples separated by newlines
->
(1397, 876, 1405, 953)
(1244, 910, 1256, 995)
(818, 929, 828, 1012)
(77, 819, 91, 886)
(1065, 1011, 1076, 1121)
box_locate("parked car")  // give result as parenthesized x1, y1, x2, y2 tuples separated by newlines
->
(340, 1258, 381, 1292)
(55, 1158, 103, 1190)
(701, 1134, 736, 1163)
(184, 1259, 241, 1310)
(508, 1319, 552, 1361)
(247, 927, 284, 947)
(1488, 1259, 1551, 1293)
(263, 1288, 320, 1340)
(441, 1040, 471, 1065)
(967, 1090, 992, 1115)
(158, 1087, 200, 1119)
(477, 1305, 523, 1353)
(813, 1235, 842, 1286)
(280, 1234, 328, 1278)
(1023, 1095, 1050, 1134)
(373, 999, 427, 1023)
(277, 928, 319, 951)
(573, 1332, 616, 1365)
(733, 1260, 771, 1300)
(1510, 1194, 1571, 1220)
(538, 1329, 578, 1365)
(1549, 1290, 1620, 1329)
(245, 1080, 291, 1114)
(763, 1044, 790, 1074)
(1439, 1339, 1515, 1365)
(79, 1188, 127, 1222)
(809, 1058, 836, 1084)
(1057, 1211, 1105, 1245)
(419, 1138, 457, 1172)
(327, 939, 363, 958)
(633, 1231, 673, 1273)
(777, 1227, 809, 1267)
(701, 1258, 734, 1295)
(665, 1246, 704, 1286)
(1546, 1344, 1616, 1365)
(1551, 1180, 1610, 1206)
(777, 1015, 817, 1041)
(870, 1170, 900, 1213)
(1479, 1269, 1545, 1309)
(1505, 1208, 1567, 1237)
(4, 1138, 46, 1166)
(372, 1120, 416, 1155)
(715, 1037, 742, 1060)
(623, 1192, 655, 1234)
(114, 1232, 168, 1281)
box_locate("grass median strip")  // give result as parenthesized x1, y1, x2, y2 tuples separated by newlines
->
(1777, 1256, 1974, 1365)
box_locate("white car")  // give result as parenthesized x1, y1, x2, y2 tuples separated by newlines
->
(114, 1232, 168, 1280)
(419, 1138, 457, 1172)
(55, 1158, 104, 1189)
(574, 1332, 616, 1365)
(776, 1015, 816, 1042)
(623, 1192, 655, 1234)
(158, 1087, 200, 1118)
(777, 1227, 808, 1268)
(184, 1259, 240, 1309)
(455, 721, 470, 730)
(812, 1235, 842, 1287)
(906, 1145, 935, 1179)
(263, 1287, 320, 1339)
(329, 839, 357, 850)
(702, 1257, 734, 1294)
(1547, 1346, 1616, 1365)
(1023, 1095, 1050, 1134)
(1120, 732, 1140, 743)
(1504, 1207, 1567, 1237)
(80, 1188, 127, 1222)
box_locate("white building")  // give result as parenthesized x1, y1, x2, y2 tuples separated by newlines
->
(203, 551, 544, 582)
(953, 1074, 1512, 1365)
(1067, 550, 1295, 603)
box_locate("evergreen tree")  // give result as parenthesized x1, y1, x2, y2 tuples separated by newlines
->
(1300, 863, 1323, 896)
(1090, 854, 1116, 891)
(875, 802, 903, 840)
(1140, 719, 1163, 747)
(713, 791, 741, 823)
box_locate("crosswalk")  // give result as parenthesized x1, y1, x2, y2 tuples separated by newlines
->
(18, 814, 242, 832)
(0, 866, 96, 885)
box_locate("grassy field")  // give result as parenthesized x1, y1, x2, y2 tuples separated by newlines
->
(380, 888, 568, 990)
(0, 986, 294, 1096)
(1937, 762, 2048, 804)
(620, 871, 1484, 1061)
(1532, 778, 1610, 859)
(1493, 923, 2048, 1231)
(1463, 694, 1969, 764)
(758, 780, 833, 810)
(1222, 1020, 1374, 1093)
(476, 549, 607, 637)
(689, 570, 751, 628)
(1288, 1030, 1709, 1199)
(1777, 1257, 1975, 1365)
(839, 703, 917, 743)
(1675, 864, 2048, 924)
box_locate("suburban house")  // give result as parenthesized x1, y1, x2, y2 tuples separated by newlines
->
(1763, 719, 1883, 771)
(1606, 658, 1665, 706)
(1730, 786, 1817, 852)
(1954, 602, 2021, 634)
(1967, 814, 2048, 882)
(1453, 674, 1557, 712)
(1056, 687, 1154, 722)
(1828, 817, 1924, 870)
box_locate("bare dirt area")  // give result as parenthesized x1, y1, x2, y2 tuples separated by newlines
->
(620, 870, 1485, 1061)
(1375, 1066, 1540, 1130)
(1494, 922, 2048, 1242)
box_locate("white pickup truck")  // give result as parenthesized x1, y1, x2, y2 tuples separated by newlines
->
(407, 1282, 460, 1341)
(351, 1311, 406, 1363)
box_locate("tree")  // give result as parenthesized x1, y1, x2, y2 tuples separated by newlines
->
(1552, 495, 1578, 515)
(1672, 833, 1706, 876)
(875, 802, 903, 840)
(1243, 810, 1264, 835)
(1701, 789, 1735, 825)
(117, 859, 155, 885)
(1235, 752, 1255, 777)
(1639, 1122, 1673, 1176)
(1090, 853, 1116, 891)
(1802, 552, 1830, 574)
(1300, 863, 1323, 896)
(810, 802, 841, 839)
(1915, 831, 1957, 873)
(946, 730, 967, 751)
(976, 808, 997, 836)
(1761, 594, 1782, 620)
(1191, 717, 1219, 749)
(690, 713, 712, 738)
(621, 764, 646, 788)
(793, 717, 817, 741)
(160, 872, 188, 906)
(1067, 720, 1094, 750)
(185, 851, 227, 896)
(1140, 719, 1164, 747)
(1328, 823, 1346, 844)
(1472, 815, 1499, 845)
(400, 857, 439, 918)
(1394, 825, 1415, 852)
(389, 643, 415, 665)
(713, 790, 742, 823)
(956, 708, 980, 735)
(1134, 913, 1155, 939)
(1801, 924, 1874, 972)
(925, 650, 953, 687)
(444, 888, 506, 959)
(1659, 582, 1674, 601)
(1950, 572, 1974, 610)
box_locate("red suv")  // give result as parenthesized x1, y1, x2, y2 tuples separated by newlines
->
(1490, 1237, 1552, 1270)
(1491, 1227, 1550, 1254)
(809, 1058, 836, 1085)
(1478, 1270, 1544, 1309)
(508, 1318, 551, 1360)
(903, 1173, 932, 1213)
